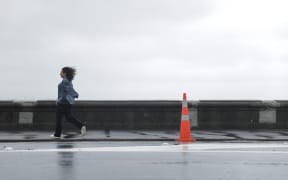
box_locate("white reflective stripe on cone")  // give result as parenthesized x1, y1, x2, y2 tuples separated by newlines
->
(181, 115, 189, 121)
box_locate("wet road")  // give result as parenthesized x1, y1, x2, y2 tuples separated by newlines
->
(1, 142, 288, 180)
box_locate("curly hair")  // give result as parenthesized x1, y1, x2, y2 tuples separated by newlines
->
(62, 67, 77, 81)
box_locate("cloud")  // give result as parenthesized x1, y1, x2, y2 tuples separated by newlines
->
(0, 0, 287, 100)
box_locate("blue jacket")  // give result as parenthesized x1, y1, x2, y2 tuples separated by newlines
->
(57, 79, 79, 104)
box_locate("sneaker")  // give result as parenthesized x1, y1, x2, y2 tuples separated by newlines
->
(50, 134, 61, 139)
(81, 126, 86, 136)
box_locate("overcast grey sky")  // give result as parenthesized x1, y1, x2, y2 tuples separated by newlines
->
(0, 0, 287, 100)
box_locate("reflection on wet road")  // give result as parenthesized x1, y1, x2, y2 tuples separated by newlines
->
(1, 142, 288, 180)
(57, 143, 75, 180)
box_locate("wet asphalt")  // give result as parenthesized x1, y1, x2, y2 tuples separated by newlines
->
(1, 142, 288, 180)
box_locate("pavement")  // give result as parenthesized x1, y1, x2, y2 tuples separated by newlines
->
(1, 129, 288, 142)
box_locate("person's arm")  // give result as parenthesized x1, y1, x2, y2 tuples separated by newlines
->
(71, 85, 79, 98)
(73, 89, 79, 98)
(64, 80, 79, 99)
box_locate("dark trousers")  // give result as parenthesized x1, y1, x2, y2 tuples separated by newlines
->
(54, 103, 83, 137)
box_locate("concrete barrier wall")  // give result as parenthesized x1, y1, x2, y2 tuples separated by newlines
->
(276, 101, 288, 128)
(0, 100, 287, 130)
(197, 101, 262, 129)
(0, 101, 19, 130)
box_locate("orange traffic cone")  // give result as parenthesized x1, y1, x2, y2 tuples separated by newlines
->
(178, 93, 196, 142)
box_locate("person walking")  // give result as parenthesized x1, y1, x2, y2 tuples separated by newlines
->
(51, 67, 86, 139)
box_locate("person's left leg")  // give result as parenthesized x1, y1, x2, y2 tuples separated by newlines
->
(64, 104, 83, 130)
